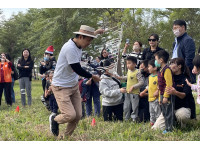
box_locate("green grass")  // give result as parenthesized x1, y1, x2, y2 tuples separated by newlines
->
(0, 80, 200, 141)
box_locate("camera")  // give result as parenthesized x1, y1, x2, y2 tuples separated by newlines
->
(126, 39, 130, 44)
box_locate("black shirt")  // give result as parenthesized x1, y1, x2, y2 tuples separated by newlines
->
(17, 58, 34, 79)
(173, 74, 192, 110)
(142, 46, 163, 60)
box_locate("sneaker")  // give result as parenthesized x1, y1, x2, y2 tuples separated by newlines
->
(49, 114, 59, 136)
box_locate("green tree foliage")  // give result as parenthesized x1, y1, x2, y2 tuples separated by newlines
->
(0, 8, 200, 61)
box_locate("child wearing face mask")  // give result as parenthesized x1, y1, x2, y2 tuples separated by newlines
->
(152, 50, 174, 134)
(138, 60, 150, 123)
(186, 55, 200, 105)
(140, 59, 161, 126)
(120, 56, 144, 122)
(99, 59, 126, 121)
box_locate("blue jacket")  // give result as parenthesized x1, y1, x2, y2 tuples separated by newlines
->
(172, 32, 196, 83)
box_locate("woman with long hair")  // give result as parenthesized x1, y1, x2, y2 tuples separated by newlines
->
(167, 58, 195, 126)
(122, 40, 143, 68)
(17, 49, 34, 107)
(99, 49, 109, 67)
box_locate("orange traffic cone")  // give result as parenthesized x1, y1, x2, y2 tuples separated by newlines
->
(91, 118, 96, 126)
(15, 106, 19, 112)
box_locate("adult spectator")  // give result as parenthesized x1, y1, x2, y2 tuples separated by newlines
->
(39, 46, 57, 110)
(100, 49, 109, 67)
(141, 34, 163, 60)
(39, 45, 57, 92)
(50, 25, 104, 138)
(122, 41, 143, 68)
(0, 53, 12, 106)
(84, 77, 101, 117)
(172, 20, 196, 83)
(17, 49, 34, 107)
(4, 54, 18, 103)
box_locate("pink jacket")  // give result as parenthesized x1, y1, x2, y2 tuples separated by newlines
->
(191, 74, 200, 104)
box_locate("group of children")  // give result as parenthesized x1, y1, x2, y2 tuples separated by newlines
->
(97, 49, 200, 133)
(40, 46, 200, 134)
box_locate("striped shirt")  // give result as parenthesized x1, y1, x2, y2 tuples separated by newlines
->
(122, 51, 143, 68)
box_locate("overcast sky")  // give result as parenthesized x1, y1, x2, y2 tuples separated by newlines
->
(1, 8, 28, 20)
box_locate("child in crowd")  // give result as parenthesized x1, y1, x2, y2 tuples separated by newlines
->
(122, 56, 144, 122)
(99, 59, 126, 121)
(152, 50, 173, 134)
(45, 70, 58, 116)
(186, 55, 200, 105)
(140, 59, 161, 126)
(138, 60, 150, 122)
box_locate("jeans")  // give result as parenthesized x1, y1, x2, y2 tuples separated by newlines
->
(11, 78, 15, 103)
(85, 89, 101, 117)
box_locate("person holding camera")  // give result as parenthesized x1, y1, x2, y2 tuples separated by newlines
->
(3, 53, 18, 103)
(0, 53, 13, 106)
(39, 46, 57, 110)
(39, 45, 57, 92)
(122, 40, 143, 69)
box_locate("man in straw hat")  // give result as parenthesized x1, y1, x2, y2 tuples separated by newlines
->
(50, 25, 104, 138)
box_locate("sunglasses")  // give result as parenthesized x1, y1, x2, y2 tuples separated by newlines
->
(148, 39, 157, 42)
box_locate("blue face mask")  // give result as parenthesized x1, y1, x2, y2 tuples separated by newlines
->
(44, 56, 49, 61)
(155, 60, 161, 68)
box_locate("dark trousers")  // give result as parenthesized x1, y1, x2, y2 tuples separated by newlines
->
(82, 102, 86, 119)
(49, 94, 58, 113)
(189, 97, 196, 119)
(138, 96, 150, 122)
(0, 82, 12, 106)
(160, 95, 175, 131)
(103, 103, 123, 121)
(42, 79, 46, 92)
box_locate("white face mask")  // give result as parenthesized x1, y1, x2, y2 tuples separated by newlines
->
(173, 29, 181, 37)
(108, 68, 115, 74)
(133, 45, 140, 51)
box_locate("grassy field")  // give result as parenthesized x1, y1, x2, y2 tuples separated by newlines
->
(0, 80, 200, 141)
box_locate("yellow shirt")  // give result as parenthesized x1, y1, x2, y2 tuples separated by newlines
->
(126, 69, 140, 94)
(148, 74, 158, 102)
